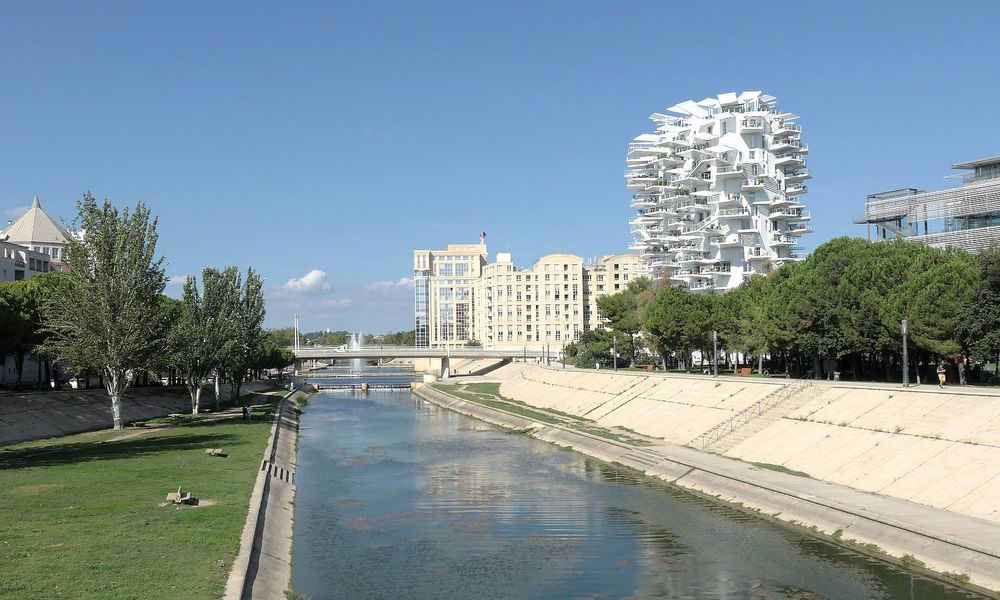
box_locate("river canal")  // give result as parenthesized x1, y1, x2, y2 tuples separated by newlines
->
(292, 389, 985, 599)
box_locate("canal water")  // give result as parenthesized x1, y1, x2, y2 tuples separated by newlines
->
(292, 390, 985, 600)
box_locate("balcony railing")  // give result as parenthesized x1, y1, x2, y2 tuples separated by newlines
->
(717, 208, 751, 217)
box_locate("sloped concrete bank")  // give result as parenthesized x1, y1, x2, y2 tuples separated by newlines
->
(224, 388, 300, 600)
(415, 383, 1000, 595)
(0, 387, 190, 445)
(0, 381, 277, 446)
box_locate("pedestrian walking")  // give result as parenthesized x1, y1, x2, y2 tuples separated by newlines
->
(937, 360, 948, 388)
(958, 358, 967, 386)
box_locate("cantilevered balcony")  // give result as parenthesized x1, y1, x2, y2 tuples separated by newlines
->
(630, 196, 658, 209)
(711, 234, 745, 248)
(740, 117, 764, 132)
(772, 122, 800, 137)
(785, 224, 814, 236)
(785, 183, 807, 196)
(769, 208, 811, 221)
(710, 193, 743, 207)
(717, 208, 751, 218)
(688, 280, 716, 291)
(770, 137, 801, 152)
(784, 170, 811, 183)
(774, 153, 805, 167)
(742, 177, 767, 190)
(715, 165, 744, 179)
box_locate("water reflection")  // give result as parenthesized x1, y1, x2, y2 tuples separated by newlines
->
(292, 391, 985, 600)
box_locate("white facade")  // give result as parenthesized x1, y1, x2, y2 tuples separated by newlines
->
(413, 244, 641, 351)
(0, 240, 51, 282)
(627, 91, 813, 292)
(1, 196, 72, 271)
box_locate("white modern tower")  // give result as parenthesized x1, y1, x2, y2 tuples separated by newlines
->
(626, 91, 812, 291)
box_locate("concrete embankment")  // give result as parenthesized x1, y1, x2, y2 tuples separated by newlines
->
(416, 372, 1000, 594)
(225, 387, 301, 600)
(0, 382, 277, 446)
(497, 364, 1000, 524)
(0, 387, 191, 445)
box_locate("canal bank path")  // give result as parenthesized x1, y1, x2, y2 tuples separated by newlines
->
(224, 387, 301, 600)
(415, 383, 1000, 596)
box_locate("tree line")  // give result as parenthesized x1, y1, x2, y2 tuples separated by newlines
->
(568, 237, 1000, 383)
(266, 328, 416, 348)
(0, 193, 295, 428)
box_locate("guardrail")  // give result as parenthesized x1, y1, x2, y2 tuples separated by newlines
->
(694, 375, 813, 450)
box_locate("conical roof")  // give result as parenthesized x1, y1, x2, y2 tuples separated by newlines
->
(2, 196, 71, 245)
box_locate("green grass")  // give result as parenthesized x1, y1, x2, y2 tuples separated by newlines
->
(0, 399, 279, 599)
(752, 462, 812, 478)
(432, 383, 651, 445)
(900, 553, 926, 568)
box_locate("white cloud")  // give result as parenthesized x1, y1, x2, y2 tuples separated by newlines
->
(367, 277, 413, 290)
(164, 275, 187, 298)
(264, 274, 413, 332)
(317, 298, 353, 309)
(283, 269, 331, 293)
(3, 205, 29, 220)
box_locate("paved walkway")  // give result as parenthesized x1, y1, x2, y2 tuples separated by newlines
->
(224, 389, 299, 600)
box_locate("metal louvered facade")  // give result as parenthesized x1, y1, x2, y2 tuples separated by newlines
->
(856, 158, 1000, 253)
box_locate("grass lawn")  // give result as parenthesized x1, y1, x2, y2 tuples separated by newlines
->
(752, 462, 811, 478)
(431, 383, 651, 445)
(0, 398, 279, 599)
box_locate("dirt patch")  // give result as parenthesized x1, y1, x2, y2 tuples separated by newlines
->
(13, 484, 64, 495)
(157, 498, 219, 508)
(108, 429, 158, 442)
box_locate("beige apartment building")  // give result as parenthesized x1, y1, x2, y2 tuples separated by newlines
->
(413, 243, 641, 351)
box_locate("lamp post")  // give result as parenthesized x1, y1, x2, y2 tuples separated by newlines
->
(713, 330, 719, 378)
(613, 334, 618, 372)
(293, 314, 300, 354)
(901, 318, 909, 387)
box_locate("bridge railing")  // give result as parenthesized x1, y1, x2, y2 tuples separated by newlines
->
(289, 347, 549, 359)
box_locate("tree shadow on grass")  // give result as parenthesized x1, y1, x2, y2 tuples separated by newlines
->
(0, 432, 239, 470)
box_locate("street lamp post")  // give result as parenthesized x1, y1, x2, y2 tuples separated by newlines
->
(713, 330, 719, 378)
(613, 335, 618, 372)
(902, 318, 909, 387)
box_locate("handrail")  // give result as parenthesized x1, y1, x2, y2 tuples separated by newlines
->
(695, 375, 813, 450)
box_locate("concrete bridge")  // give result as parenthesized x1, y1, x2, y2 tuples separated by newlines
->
(290, 346, 551, 381)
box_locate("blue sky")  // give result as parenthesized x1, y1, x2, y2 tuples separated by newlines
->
(2, 1, 998, 332)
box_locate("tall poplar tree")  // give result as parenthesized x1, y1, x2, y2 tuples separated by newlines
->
(169, 268, 238, 414)
(41, 194, 167, 429)
(223, 268, 265, 405)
